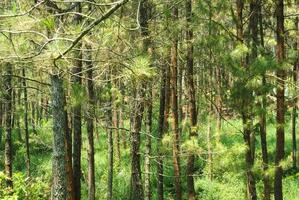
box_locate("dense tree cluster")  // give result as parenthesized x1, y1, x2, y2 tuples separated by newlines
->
(0, 0, 298, 200)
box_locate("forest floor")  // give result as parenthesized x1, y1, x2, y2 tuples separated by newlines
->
(1, 116, 299, 200)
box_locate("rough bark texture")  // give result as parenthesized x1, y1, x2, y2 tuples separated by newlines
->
(186, 0, 197, 199)
(274, 0, 285, 199)
(86, 44, 96, 200)
(4, 62, 13, 188)
(51, 74, 67, 200)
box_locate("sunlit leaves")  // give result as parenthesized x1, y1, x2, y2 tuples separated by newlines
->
(125, 55, 156, 82)
(230, 43, 250, 60)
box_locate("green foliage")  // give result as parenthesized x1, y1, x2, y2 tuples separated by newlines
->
(0, 172, 49, 200)
(125, 55, 156, 82)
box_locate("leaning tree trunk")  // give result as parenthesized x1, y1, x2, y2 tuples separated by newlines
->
(51, 74, 67, 200)
(274, 0, 285, 199)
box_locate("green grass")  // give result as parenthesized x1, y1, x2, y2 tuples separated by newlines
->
(0, 114, 299, 199)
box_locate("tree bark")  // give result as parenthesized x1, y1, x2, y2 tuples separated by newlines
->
(170, 5, 182, 200)
(185, 0, 197, 199)
(51, 74, 67, 200)
(236, 1, 257, 199)
(157, 60, 168, 200)
(4, 62, 13, 188)
(292, 8, 298, 170)
(65, 97, 74, 200)
(22, 68, 31, 178)
(258, 2, 271, 199)
(274, 0, 285, 199)
(86, 45, 96, 200)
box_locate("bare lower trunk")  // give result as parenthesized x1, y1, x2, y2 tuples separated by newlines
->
(170, 6, 182, 200)
(51, 74, 67, 200)
(4, 62, 13, 188)
(86, 45, 96, 200)
(274, 0, 285, 199)
(22, 68, 31, 178)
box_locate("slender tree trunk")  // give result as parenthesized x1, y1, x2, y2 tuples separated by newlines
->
(292, 10, 298, 170)
(170, 5, 182, 200)
(274, 0, 285, 199)
(130, 1, 152, 199)
(4, 62, 13, 188)
(130, 94, 144, 200)
(51, 74, 67, 200)
(144, 87, 153, 200)
(112, 80, 121, 167)
(107, 69, 114, 200)
(258, 2, 271, 199)
(86, 45, 96, 200)
(65, 97, 74, 200)
(185, 0, 197, 199)
(22, 68, 31, 178)
(157, 60, 168, 200)
(72, 42, 83, 200)
(236, 1, 257, 199)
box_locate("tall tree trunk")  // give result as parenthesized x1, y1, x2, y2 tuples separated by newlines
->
(130, 91, 144, 200)
(86, 45, 96, 200)
(157, 60, 169, 200)
(185, 0, 197, 199)
(144, 86, 153, 200)
(274, 0, 285, 199)
(4, 62, 13, 188)
(292, 8, 298, 170)
(65, 97, 74, 200)
(22, 68, 31, 178)
(107, 69, 114, 200)
(130, 1, 151, 199)
(72, 44, 83, 200)
(170, 5, 182, 200)
(258, 2, 271, 199)
(236, 1, 257, 199)
(51, 74, 67, 200)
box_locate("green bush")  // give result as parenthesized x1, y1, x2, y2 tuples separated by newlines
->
(0, 172, 50, 200)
